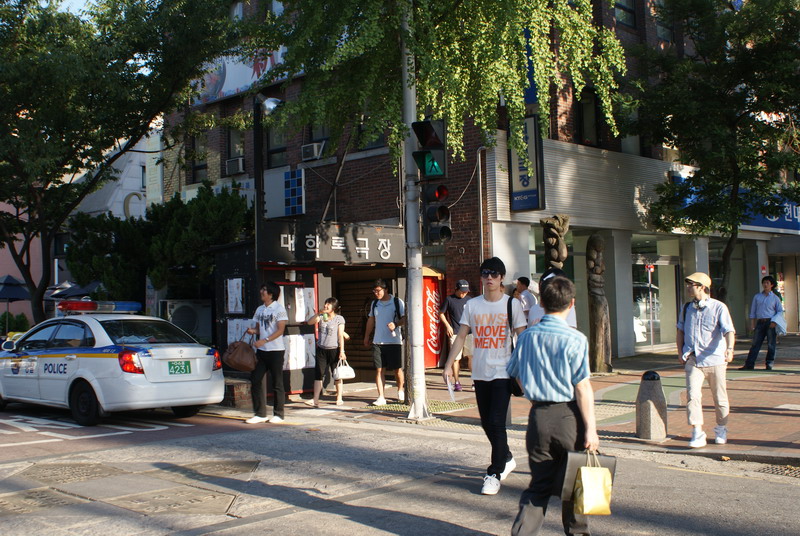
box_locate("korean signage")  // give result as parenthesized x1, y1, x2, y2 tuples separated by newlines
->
(741, 201, 800, 235)
(258, 221, 406, 264)
(509, 116, 546, 212)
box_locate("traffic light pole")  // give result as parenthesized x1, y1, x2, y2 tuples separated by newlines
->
(401, 10, 431, 421)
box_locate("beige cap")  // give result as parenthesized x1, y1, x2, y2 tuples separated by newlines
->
(685, 272, 712, 289)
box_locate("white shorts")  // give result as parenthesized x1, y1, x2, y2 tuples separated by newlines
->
(449, 333, 473, 360)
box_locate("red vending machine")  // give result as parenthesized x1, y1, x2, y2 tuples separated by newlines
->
(422, 267, 444, 368)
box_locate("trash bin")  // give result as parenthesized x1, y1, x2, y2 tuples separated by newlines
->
(635, 370, 668, 441)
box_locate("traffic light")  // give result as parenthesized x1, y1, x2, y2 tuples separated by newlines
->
(421, 184, 452, 245)
(412, 120, 447, 178)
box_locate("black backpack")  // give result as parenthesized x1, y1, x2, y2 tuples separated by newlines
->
(371, 296, 403, 327)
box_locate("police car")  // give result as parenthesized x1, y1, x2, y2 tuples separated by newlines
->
(0, 301, 224, 425)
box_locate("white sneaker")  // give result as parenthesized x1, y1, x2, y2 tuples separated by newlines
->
(689, 428, 707, 448)
(481, 474, 501, 495)
(398, 391, 405, 403)
(372, 397, 387, 406)
(245, 416, 269, 424)
(499, 458, 516, 481)
(268, 415, 284, 423)
(714, 426, 728, 445)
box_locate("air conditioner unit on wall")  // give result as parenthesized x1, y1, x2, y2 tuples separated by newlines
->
(225, 157, 245, 176)
(159, 300, 213, 345)
(301, 142, 325, 161)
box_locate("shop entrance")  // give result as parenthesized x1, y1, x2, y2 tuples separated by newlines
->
(632, 236, 681, 351)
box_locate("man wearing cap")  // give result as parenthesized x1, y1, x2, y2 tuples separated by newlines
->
(439, 279, 473, 391)
(741, 275, 783, 370)
(677, 272, 735, 448)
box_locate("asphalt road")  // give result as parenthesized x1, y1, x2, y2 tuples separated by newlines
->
(0, 404, 797, 535)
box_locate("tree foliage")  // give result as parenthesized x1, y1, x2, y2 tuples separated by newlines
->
(622, 0, 800, 298)
(0, 0, 239, 321)
(243, 0, 626, 162)
(65, 184, 253, 301)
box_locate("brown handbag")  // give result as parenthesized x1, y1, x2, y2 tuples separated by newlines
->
(222, 333, 257, 372)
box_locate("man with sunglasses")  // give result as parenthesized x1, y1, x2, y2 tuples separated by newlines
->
(677, 272, 735, 448)
(443, 257, 527, 495)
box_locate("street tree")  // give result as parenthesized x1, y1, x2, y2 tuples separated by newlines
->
(244, 0, 626, 162)
(622, 0, 800, 301)
(0, 0, 238, 322)
(65, 184, 253, 302)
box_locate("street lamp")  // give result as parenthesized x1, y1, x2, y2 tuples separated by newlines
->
(252, 95, 283, 222)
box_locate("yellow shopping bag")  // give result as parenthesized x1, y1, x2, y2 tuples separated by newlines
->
(573, 451, 613, 515)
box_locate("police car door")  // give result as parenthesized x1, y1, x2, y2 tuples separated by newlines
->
(1, 323, 59, 400)
(39, 320, 91, 404)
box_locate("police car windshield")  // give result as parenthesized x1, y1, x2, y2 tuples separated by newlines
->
(100, 319, 197, 345)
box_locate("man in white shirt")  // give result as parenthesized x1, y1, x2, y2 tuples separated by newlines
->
(528, 268, 577, 328)
(514, 276, 537, 317)
(443, 257, 526, 496)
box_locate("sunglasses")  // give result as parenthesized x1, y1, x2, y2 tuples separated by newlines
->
(480, 269, 501, 279)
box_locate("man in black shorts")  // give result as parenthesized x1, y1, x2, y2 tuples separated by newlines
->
(363, 279, 405, 406)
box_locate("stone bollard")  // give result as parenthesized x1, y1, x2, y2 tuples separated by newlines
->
(635, 370, 668, 441)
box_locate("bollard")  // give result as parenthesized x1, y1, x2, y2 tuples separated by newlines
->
(635, 370, 668, 441)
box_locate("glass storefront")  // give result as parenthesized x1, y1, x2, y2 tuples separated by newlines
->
(632, 235, 679, 350)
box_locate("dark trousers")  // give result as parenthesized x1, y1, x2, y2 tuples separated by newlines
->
(251, 350, 285, 418)
(745, 319, 777, 368)
(474, 378, 512, 476)
(512, 401, 589, 536)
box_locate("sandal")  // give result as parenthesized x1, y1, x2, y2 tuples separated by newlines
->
(304, 400, 319, 408)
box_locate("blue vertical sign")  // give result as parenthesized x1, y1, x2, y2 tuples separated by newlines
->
(283, 169, 305, 216)
(510, 116, 545, 212)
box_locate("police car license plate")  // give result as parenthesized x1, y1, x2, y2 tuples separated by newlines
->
(168, 360, 191, 375)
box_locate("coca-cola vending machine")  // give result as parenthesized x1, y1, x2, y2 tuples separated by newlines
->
(422, 268, 444, 368)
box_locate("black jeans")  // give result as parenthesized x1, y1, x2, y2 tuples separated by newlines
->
(251, 350, 285, 418)
(745, 319, 777, 368)
(511, 401, 589, 536)
(473, 378, 513, 476)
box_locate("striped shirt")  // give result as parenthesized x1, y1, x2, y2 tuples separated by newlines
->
(506, 315, 590, 403)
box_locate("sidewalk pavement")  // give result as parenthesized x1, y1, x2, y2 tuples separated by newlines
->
(212, 335, 800, 466)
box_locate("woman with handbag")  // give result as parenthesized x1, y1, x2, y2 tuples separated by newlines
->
(305, 297, 347, 406)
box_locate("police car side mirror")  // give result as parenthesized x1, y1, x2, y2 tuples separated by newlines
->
(1, 340, 16, 352)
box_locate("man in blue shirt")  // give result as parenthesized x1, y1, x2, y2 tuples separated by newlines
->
(507, 275, 598, 536)
(677, 272, 735, 448)
(740, 275, 783, 370)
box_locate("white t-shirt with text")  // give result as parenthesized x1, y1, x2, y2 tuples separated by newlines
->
(461, 295, 527, 381)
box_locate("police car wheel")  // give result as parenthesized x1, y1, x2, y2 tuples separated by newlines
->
(69, 381, 101, 426)
(171, 405, 202, 418)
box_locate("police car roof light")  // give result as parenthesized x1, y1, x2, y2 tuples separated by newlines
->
(58, 300, 98, 312)
(58, 300, 142, 314)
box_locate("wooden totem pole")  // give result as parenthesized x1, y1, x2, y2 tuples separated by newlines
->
(586, 233, 612, 372)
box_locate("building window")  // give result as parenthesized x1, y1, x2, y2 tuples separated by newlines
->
(577, 89, 599, 147)
(230, 1, 243, 20)
(140, 165, 146, 190)
(266, 127, 287, 168)
(357, 124, 386, 151)
(189, 134, 207, 184)
(228, 129, 244, 159)
(655, 0, 673, 41)
(615, 0, 636, 28)
(310, 123, 330, 144)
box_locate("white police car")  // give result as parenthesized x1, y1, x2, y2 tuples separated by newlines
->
(0, 301, 224, 425)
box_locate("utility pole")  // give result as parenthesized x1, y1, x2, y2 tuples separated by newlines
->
(401, 5, 430, 421)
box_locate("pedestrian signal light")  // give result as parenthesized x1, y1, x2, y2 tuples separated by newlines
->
(412, 120, 447, 178)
